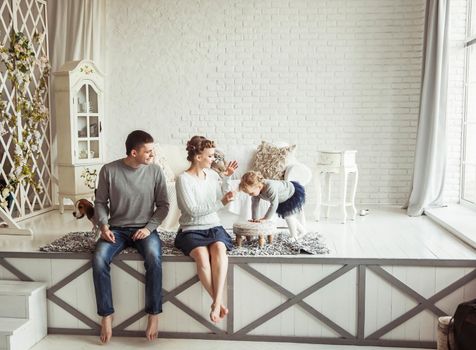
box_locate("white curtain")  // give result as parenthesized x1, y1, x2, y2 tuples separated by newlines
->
(406, 0, 450, 216)
(47, 0, 106, 72)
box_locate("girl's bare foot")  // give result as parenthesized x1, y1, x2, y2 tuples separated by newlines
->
(100, 315, 113, 344)
(145, 314, 159, 341)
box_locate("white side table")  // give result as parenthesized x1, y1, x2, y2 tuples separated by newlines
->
(314, 150, 358, 223)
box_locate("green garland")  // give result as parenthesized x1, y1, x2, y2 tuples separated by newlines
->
(0, 31, 50, 209)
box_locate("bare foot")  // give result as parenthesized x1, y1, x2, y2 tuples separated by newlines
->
(210, 304, 220, 323)
(145, 314, 159, 341)
(100, 315, 113, 344)
(220, 305, 229, 318)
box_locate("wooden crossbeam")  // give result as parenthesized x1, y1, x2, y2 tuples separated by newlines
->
(234, 263, 356, 337)
(366, 266, 476, 340)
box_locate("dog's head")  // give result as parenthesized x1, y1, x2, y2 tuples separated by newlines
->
(211, 150, 227, 175)
(72, 199, 94, 220)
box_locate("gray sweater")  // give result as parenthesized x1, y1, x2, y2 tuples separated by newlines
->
(94, 159, 170, 232)
(252, 180, 295, 220)
(175, 168, 231, 231)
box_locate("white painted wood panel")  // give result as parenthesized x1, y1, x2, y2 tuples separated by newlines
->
(1, 256, 475, 346)
(0, 296, 27, 318)
(4, 259, 52, 287)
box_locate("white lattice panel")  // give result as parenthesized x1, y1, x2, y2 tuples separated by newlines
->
(0, 0, 52, 219)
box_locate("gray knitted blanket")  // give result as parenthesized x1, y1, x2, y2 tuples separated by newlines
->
(39, 230, 329, 256)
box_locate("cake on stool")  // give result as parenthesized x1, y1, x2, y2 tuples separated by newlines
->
(233, 221, 277, 248)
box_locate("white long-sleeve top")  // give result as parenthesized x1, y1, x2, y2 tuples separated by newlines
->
(175, 168, 231, 231)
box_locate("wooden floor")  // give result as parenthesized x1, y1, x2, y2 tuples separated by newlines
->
(1, 206, 474, 260)
(31, 335, 421, 350)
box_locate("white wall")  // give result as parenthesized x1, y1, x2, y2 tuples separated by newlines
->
(105, 0, 426, 206)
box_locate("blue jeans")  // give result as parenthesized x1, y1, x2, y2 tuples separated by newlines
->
(92, 227, 162, 316)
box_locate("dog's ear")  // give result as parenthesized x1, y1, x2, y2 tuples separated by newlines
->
(85, 203, 94, 220)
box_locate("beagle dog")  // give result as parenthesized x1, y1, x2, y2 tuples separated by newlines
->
(73, 199, 99, 239)
(73, 199, 95, 221)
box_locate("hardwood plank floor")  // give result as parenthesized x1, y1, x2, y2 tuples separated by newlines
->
(1, 206, 475, 260)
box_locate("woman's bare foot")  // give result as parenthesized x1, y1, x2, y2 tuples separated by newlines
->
(220, 305, 229, 318)
(100, 315, 113, 344)
(145, 314, 159, 341)
(210, 303, 221, 323)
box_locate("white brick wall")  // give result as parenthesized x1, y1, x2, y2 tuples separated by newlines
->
(105, 0, 427, 207)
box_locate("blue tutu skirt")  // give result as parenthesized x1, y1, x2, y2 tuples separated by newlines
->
(174, 226, 233, 256)
(276, 181, 306, 218)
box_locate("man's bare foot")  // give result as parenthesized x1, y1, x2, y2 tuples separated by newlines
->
(145, 314, 159, 341)
(100, 315, 113, 344)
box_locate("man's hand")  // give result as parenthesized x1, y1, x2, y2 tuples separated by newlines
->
(132, 227, 151, 241)
(100, 225, 115, 243)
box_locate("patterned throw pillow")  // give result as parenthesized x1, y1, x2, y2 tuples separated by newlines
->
(252, 141, 296, 180)
(153, 144, 176, 183)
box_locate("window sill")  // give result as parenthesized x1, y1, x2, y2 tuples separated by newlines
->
(425, 204, 476, 249)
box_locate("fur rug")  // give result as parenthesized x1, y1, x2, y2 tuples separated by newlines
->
(39, 230, 329, 256)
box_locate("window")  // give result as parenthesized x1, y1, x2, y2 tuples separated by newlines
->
(461, 0, 476, 205)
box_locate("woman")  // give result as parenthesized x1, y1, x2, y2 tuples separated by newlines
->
(174, 135, 238, 323)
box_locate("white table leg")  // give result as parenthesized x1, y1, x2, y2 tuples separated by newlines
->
(350, 169, 358, 220)
(58, 194, 65, 214)
(325, 172, 332, 219)
(314, 171, 322, 221)
(340, 170, 348, 224)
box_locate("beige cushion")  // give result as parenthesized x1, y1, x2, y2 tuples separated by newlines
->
(153, 144, 177, 182)
(154, 144, 189, 176)
(252, 141, 296, 180)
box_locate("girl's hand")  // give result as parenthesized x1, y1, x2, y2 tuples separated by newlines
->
(248, 218, 266, 223)
(223, 160, 238, 177)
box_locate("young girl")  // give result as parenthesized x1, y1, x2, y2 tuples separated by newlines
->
(174, 136, 238, 323)
(239, 171, 306, 239)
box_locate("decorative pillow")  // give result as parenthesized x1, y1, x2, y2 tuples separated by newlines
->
(153, 144, 176, 183)
(252, 141, 296, 180)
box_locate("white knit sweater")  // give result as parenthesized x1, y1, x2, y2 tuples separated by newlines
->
(175, 168, 231, 231)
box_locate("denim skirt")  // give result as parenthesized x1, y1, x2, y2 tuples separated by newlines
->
(174, 226, 234, 256)
(276, 181, 306, 218)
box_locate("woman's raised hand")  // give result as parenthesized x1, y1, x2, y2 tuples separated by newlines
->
(223, 160, 238, 177)
(221, 191, 235, 205)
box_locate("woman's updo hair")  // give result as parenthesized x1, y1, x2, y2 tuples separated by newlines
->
(186, 135, 215, 162)
(239, 171, 265, 191)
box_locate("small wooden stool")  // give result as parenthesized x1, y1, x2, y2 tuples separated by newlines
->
(233, 221, 276, 248)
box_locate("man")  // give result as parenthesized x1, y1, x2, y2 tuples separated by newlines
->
(93, 130, 169, 343)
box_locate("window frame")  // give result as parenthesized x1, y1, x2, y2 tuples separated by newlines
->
(460, 0, 476, 209)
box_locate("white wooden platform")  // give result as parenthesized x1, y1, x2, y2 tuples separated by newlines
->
(0, 207, 475, 348)
(0, 280, 47, 350)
